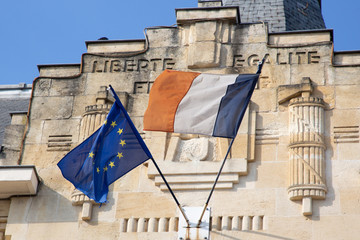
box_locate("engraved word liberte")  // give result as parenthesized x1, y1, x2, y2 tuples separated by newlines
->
(91, 58, 175, 73)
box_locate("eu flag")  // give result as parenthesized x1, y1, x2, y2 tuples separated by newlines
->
(58, 86, 152, 203)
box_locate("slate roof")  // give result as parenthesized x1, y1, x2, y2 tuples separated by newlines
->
(222, 0, 325, 32)
(0, 85, 31, 146)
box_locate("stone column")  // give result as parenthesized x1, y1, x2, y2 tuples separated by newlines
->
(79, 104, 112, 141)
(72, 102, 112, 221)
(288, 95, 327, 215)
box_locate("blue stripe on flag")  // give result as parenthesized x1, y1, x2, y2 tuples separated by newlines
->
(212, 74, 259, 138)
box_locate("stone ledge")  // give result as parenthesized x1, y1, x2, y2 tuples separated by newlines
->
(0, 166, 39, 199)
(37, 64, 80, 77)
(176, 7, 240, 24)
(268, 29, 332, 46)
(333, 51, 360, 66)
(148, 158, 247, 177)
(148, 159, 247, 191)
(85, 39, 146, 53)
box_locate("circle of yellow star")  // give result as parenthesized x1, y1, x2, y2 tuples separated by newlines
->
(103, 166, 108, 172)
(120, 140, 126, 147)
(117, 152, 123, 159)
(104, 119, 107, 125)
(111, 121, 117, 127)
(96, 167, 100, 173)
(117, 128, 123, 135)
(89, 152, 94, 158)
(109, 161, 115, 168)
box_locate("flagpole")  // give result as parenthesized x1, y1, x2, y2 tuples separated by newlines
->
(196, 58, 265, 227)
(107, 85, 190, 227)
(150, 158, 191, 227)
(196, 137, 235, 227)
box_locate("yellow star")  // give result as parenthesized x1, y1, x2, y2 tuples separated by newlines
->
(109, 161, 115, 168)
(104, 119, 107, 125)
(103, 166, 108, 172)
(111, 121, 117, 127)
(117, 152, 123, 159)
(120, 139, 126, 147)
(117, 128, 123, 135)
(89, 152, 94, 158)
(96, 167, 100, 173)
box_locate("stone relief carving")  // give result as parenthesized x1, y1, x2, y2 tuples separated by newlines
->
(333, 126, 359, 143)
(183, 137, 209, 162)
(278, 77, 327, 216)
(47, 135, 72, 151)
(288, 95, 327, 215)
(167, 134, 214, 162)
(117, 214, 265, 233)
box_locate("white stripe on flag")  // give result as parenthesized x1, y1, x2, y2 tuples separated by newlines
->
(174, 73, 238, 135)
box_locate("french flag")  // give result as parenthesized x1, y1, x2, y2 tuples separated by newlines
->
(143, 70, 259, 138)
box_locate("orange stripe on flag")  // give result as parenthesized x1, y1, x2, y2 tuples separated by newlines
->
(143, 70, 201, 132)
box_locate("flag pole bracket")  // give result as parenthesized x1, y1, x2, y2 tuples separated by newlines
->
(178, 207, 211, 240)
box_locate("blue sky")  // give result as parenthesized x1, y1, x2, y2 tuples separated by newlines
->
(1, 0, 359, 85)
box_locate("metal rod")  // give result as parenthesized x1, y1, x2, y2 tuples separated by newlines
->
(150, 158, 191, 227)
(197, 137, 236, 227)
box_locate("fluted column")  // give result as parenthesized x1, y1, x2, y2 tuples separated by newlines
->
(288, 95, 327, 215)
(79, 104, 112, 141)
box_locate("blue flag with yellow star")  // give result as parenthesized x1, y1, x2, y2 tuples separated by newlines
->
(57, 87, 153, 203)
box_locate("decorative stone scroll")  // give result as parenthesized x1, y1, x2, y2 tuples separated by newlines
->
(288, 95, 327, 215)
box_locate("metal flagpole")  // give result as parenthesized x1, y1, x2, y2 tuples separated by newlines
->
(196, 58, 265, 227)
(196, 137, 236, 227)
(107, 85, 190, 227)
(150, 158, 191, 227)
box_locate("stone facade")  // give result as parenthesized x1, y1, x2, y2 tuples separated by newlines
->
(1, 2, 360, 240)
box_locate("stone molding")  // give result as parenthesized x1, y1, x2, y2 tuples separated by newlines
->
(117, 215, 265, 233)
